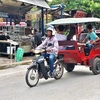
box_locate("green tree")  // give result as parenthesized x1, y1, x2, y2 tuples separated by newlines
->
(48, 0, 100, 17)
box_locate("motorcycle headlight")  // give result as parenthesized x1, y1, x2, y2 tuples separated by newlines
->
(34, 49, 40, 54)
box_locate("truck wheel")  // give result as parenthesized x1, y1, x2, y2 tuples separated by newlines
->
(92, 57, 100, 75)
(65, 64, 75, 72)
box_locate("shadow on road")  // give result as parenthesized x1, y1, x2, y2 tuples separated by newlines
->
(67, 71, 93, 76)
(27, 71, 94, 87)
(39, 79, 57, 86)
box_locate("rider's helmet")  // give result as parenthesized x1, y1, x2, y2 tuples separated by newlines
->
(46, 27, 55, 35)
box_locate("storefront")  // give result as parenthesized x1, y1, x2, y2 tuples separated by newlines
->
(0, 0, 50, 58)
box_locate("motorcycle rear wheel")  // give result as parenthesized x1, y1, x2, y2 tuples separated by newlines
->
(54, 62, 64, 80)
(25, 67, 39, 87)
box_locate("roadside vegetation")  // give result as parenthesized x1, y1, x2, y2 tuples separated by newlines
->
(48, 0, 100, 18)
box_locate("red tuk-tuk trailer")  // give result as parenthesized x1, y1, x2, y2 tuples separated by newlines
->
(48, 17, 100, 75)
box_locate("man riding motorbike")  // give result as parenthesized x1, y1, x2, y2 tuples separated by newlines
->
(36, 27, 59, 77)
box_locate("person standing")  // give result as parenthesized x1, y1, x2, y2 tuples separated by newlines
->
(34, 29, 42, 47)
(31, 29, 42, 49)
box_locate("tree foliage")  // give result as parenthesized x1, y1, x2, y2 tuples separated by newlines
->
(48, 0, 100, 17)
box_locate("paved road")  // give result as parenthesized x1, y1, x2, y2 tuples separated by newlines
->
(0, 65, 100, 100)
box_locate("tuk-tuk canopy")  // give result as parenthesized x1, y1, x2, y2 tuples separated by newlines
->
(47, 17, 100, 25)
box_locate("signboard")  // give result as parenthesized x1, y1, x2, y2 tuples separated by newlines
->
(95, 30, 100, 33)
(74, 11, 86, 18)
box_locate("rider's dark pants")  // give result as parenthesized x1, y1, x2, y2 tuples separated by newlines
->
(41, 53, 55, 74)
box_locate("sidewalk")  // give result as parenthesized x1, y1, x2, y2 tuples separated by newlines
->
(0, 55, 34, 69)
(0, 55, 34, 77)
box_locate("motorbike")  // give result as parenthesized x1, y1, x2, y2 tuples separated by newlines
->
(25, 47, 64, 87)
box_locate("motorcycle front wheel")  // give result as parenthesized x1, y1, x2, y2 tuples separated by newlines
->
(25, 67, 39, 87)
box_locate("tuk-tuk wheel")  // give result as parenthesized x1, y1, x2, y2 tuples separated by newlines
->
(92, 57, 100, 75)
(65, 63, 75, 72)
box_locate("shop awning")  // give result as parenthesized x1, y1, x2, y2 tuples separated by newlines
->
(0, 0, 49, 16)
(17, 0, 50, 9)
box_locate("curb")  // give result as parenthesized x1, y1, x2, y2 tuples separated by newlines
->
(0, 59, 32, 69)
(0, 65, 29, 77)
